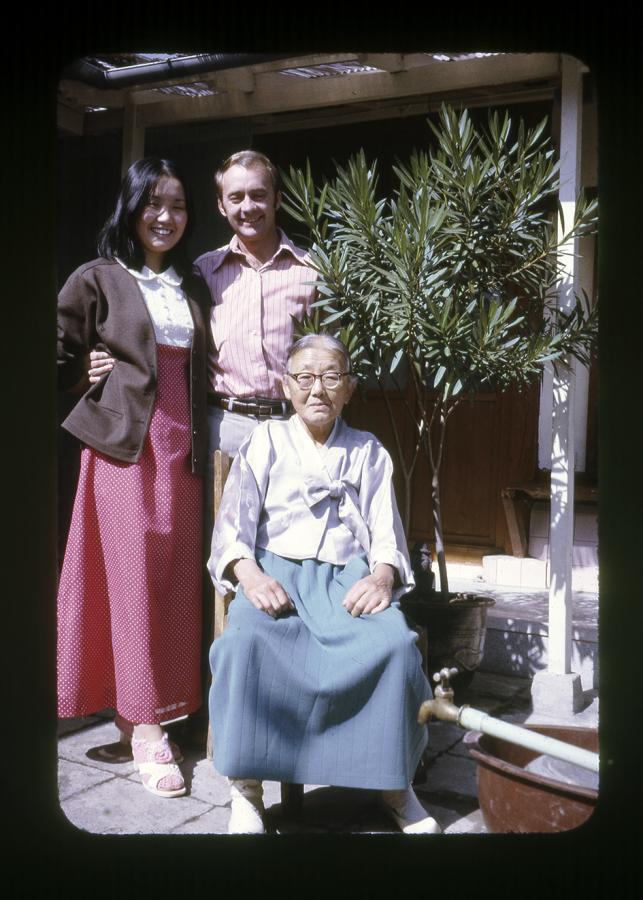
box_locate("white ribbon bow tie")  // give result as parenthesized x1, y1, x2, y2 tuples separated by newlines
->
(301, 473, 371, 552)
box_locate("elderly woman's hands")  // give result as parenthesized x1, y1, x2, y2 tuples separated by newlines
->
(232, 558, 295, 618)
(88, 348, 115, 384)
(342, 564, 396, 617)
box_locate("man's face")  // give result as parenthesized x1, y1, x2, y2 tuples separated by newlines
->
(217, 163, 280, 247)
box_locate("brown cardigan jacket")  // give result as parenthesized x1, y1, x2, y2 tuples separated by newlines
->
(57, 257, 210, 474)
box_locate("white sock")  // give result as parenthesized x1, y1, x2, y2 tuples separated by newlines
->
(381, 787, 441, 834)
(228, 779, 265, 834)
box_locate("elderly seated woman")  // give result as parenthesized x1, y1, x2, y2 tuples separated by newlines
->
(208, 334, 440, 835)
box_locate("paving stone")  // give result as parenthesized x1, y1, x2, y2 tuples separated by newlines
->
(426, 721, 464, 754)
(55, 667, 597, 836)
(57, 715, 102, 737)
(464, 670, 532, 702)
(273, 785, 377, 833)
(169, 806, 229, 834)
(58, 719, 137, 775)
(444, 808, 488, 834)
(416, 753, 478, 799)
(451, 735, 480, 759)
(58, 758, 116, 802)
(262, 779, 287, 809)
(185, 755, 231, 805)
(61, 775, 213, 835)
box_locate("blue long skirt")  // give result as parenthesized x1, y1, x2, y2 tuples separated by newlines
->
(209, 550, 431, 790)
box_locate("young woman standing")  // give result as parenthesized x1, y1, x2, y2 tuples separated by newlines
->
(57, 157, 210, 798)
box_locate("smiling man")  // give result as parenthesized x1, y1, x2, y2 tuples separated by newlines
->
(194, 150, 318, 458)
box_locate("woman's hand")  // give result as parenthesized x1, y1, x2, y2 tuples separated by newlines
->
(342, 564, 396, 617)
(233, 558, 295, 618)
(88, 348, 115, 384)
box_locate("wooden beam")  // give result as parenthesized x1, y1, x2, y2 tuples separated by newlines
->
(57, 78, 123, 111)
(58, 54, 355, 113)
(548, 53, 584, 676)
(136, 53, 560, 129)
(357, 53, 405, 73)
(129, 68, 256, 108)
(246, 86, 555, 136)
(83, 80, 556, 139)
(121, 101, 145, 176)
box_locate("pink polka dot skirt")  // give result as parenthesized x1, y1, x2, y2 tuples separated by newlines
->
(57, 344, 203, 725)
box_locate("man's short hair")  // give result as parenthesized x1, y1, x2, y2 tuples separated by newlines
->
(215, 150, 280, 198)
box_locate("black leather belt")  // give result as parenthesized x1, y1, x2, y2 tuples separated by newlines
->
(208, 393, 292, 418)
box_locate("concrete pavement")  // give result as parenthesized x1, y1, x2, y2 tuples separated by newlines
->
(57, 667, 598, 836)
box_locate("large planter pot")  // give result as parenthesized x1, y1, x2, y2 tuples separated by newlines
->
(468, 724, 599, 832)
(401, 591, 495, 691)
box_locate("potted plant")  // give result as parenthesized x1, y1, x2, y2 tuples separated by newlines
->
(280, 104, 597, 687)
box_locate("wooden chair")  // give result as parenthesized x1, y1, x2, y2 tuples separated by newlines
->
(206, 449, 303, 817)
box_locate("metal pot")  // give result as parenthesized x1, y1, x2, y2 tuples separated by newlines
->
(468, 724, 598, 832)
(401, 592, 495, 688)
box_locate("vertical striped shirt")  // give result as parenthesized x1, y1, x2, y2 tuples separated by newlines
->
(194, 230, 317, 400)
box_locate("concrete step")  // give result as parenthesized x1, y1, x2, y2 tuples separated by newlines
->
(441, 568, 598, 691)
(482, 554, 598, 592)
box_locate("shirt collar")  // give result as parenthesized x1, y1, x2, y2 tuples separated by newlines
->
(116, 257, 182, 287)
(209, 228, 309, 273)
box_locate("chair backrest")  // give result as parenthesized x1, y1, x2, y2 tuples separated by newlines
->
(212, 449, 233, 640)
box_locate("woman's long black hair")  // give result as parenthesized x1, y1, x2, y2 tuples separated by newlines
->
(97, 157, 195, 279)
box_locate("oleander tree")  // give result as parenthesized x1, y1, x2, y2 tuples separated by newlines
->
(280, 104, 598, 598)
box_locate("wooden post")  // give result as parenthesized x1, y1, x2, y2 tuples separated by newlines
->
(532, 54, 585, 715)
(121, 98, 145, 177)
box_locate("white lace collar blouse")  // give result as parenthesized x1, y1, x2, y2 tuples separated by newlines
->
(116, 258, 194, 347)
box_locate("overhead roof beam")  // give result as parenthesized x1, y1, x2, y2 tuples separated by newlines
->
(62, 53, 295, 89)
(58, 53, 361, 113)
(134, 52, 560, 129)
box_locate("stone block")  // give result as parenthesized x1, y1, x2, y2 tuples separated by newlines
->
(495, 555, 523, 587)
(530, 670, 584, 716)
(482, 555, 498, 583)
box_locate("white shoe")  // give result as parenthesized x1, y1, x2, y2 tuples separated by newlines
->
(228, 778, 266, 834)
(379, 787, 442, 834)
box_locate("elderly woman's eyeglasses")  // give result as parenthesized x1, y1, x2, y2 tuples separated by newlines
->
(287, 371, 349, 390)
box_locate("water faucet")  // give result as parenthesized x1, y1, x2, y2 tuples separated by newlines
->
(418, 667, 462, 724)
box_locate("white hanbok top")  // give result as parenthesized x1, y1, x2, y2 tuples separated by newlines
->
(209, 415, 414, 601)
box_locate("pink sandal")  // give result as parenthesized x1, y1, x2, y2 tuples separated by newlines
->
(114, 715, 184, 763)
(131, 733, 186, 798)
